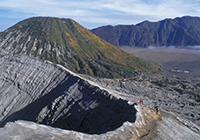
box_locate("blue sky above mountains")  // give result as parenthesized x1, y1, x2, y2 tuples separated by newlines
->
(0, 0, 200, 31)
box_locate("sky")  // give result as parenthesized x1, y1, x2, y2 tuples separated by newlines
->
(0, 0, 200, 31)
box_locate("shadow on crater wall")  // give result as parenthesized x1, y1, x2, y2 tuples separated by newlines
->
(0, 75, 137, 134)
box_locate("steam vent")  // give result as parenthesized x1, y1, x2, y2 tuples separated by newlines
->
(0, 54, 200, 140)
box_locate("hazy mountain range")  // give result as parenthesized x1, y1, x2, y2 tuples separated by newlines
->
(0, 17, 156, 78)
(91, 16, 200, 47)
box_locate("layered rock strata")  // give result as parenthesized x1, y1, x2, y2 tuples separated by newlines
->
(0, 54, 136, 134)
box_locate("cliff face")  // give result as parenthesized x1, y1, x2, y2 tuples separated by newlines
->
(0, 54, 199, 139)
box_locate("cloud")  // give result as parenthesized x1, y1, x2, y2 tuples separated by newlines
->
(100, 0, 199, 18)
(1, 0, 199, 17)
(0, 0, 99, 16)
(0, 0, 200, 29)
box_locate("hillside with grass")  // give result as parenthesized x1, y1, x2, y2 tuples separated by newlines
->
(0, 17, 157, 78)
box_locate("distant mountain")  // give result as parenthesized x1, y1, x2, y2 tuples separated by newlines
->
(0, 17, 157, 78)
(91, 16, 200, 47)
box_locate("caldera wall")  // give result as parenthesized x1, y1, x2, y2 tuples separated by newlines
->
(0, 54, 137, 134)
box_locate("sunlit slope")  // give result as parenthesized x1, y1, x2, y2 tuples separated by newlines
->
(0, 17, 157, 78)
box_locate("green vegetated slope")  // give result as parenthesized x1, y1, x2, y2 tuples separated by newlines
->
(91, 16, 200, 47)
(0, 17, 157, 78)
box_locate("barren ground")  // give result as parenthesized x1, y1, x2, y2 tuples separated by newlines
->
(120, 47, 200, 78)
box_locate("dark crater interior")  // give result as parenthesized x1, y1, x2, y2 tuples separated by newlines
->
(1, 76, 137, 134)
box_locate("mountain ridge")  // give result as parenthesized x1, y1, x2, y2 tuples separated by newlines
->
(91, 16, 200, 47)
(0, 17, 157, 78)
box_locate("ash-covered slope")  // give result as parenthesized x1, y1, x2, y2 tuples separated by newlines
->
(0, 54, 136, 134)
(0, 17, 157, 78)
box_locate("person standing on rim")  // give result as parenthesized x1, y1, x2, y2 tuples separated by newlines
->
(140, 99, 143, 106)
(155, 106, 159, 114)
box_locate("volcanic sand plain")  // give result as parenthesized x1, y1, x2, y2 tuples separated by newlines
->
(121, 47, 200, 78)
